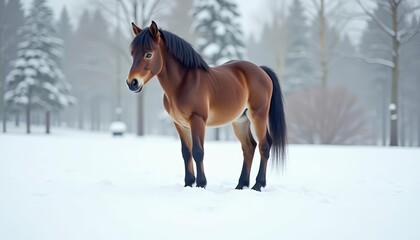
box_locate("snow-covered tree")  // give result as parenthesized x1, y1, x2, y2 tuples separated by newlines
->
(4, 0, 74, 134)
(192, 0, 245, 66)
(1, 0, 24, 132)
(162, 0, 196, 43)
(283, 0, 314, 93)
(192, 0, 245, 141)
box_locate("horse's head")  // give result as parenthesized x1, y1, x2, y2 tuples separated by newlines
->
(127, 21, 164, 93)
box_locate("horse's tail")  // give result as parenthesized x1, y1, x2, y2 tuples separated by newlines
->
(260, 66, 287, 170)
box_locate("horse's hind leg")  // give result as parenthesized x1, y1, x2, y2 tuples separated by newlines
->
(174, 123, 196, 187)
(232, 113, 257, 189)
(248, 109, 272, 191)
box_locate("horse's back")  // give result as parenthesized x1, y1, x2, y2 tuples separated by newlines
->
(214, 60, 273, 104)
(202, 60, 273, 126)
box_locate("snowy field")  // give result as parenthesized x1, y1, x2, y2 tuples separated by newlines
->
(1, 128, 420, 240)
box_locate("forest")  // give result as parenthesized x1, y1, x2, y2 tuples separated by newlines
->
(0, 0, 419, 147)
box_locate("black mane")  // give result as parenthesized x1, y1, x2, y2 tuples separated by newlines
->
(131, 27, 209, 71)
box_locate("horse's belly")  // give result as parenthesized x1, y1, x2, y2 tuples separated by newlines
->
(206, 104, 246, 127)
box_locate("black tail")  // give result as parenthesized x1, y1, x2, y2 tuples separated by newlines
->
(260, 66, 287, 170)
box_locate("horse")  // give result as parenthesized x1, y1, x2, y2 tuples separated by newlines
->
(126, 21, 287, 191)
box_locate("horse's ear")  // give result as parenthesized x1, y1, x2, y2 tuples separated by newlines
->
(149, 21, 159, 39)
(131, 22, 142, 36)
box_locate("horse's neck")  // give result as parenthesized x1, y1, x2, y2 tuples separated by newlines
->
(157, 53, 189, 96)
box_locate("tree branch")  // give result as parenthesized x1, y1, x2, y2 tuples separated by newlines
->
(336, 50, 394, 68)
(400, 23, 420, 44)
(358, 0, 395, 37)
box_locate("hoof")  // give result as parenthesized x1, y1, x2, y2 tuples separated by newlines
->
(196, 181, 207, 188)
(235, 180, 249, 190)
(251, 183, 263, 192)
(184, 176, 196, 187)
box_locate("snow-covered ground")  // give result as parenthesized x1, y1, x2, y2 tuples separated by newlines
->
(1, 128, 420, 240)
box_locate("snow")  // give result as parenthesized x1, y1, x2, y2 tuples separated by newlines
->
(389, 103, 396, 111)
(1, 129, 420, 240)
(109, 121, 128, 133)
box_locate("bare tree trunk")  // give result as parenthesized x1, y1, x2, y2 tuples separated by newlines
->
(2, 113, 6, 133)
(97, 99, 101, 131)
(2, 107, 6, 133)
(408, 113, 414, 147)
(390, 5, 399, 146)
(381, 83, 387, 145)
(319, 0, 328, 88)
(26, 104, 31, 134)
(0, 87, 5, 133)
(418, 113, 420, 147)
(45, 111, 50, 134)
(400, 104, 405, 146)
(15, 112, 19, 127)
(78, 97, 84, 129)
(90, 100, 95, 131)
(137, 94, 144, 135)
(0, 54, 4, 134)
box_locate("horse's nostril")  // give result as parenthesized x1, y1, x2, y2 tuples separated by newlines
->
(132, 79, 138, 88)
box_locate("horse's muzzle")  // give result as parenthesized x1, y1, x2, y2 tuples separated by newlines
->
(127, 78, 143, 93)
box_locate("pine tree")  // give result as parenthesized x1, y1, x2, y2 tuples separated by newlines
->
(192, 0, 245, 66)
(283, 0, 314, 93)
(65, 9, 115, 131)
(56, 7, 72, 44)
(4, 0, 74, 134)
(1, 0, 25, 132)
(162, 0, 196, 43)
(192, 0, 245, 140)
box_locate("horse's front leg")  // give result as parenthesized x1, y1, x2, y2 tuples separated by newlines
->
(174, 123, 195, 187)
(189, 114, 207, 188)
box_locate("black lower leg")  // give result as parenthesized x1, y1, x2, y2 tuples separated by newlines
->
(235, 162, 250, 189)
(251, 161, 267, 191)
(181, 141, 195, 187)
(252, 141, 270, 191)
(192, 142, 206, 188)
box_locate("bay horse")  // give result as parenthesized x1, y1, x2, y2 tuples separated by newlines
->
(126, 21, 287, 191)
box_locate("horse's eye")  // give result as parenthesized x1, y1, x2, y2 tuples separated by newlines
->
(130, 50, 134, 56)
(145, 53, 153, 59)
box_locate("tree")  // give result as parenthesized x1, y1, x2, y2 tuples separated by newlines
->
(192, 0, 245, 140)
(0, 0, 24, 132)
(55, 7, 75, 128)
(161, 0, 196, 43)
(192, 0, 245, 65)
(400, 16, 420, 146)
(285, 86, 371, 145)
(65, 9, 116, 131)
(56, 7, 72, 43)
(4, 0, 74, 134)
(92, 0, 168, 136)
(283, 0, 314, 93)
(246, 1, 287, 81)
(306, 0, 359, 90)
(358, 0, 420, 146)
